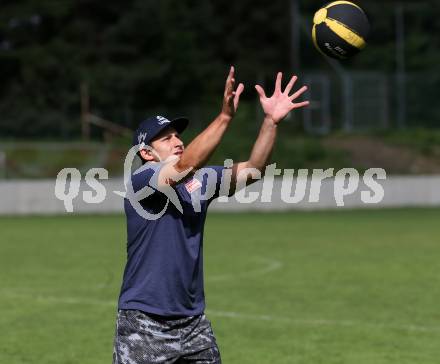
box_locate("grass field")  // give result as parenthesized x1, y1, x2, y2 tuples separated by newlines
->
(1, 209, 440, 363)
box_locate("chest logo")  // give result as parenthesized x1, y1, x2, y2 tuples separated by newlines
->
(185, 178, 202, 193)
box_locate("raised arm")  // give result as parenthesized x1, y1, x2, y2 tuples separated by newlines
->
(159, 67, 244, 186)
(229, 72, 309, 193)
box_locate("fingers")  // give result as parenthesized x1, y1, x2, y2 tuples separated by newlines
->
(292, 100, 310, 109)
(235, 83, 244, 97)
(226, 65, 234, 82)
(233, 83, 245, 110)
(255, 85, 266, 99)
(225, 79, 235, 98)
(284, 75, 298, 95)
(274, 72, 282, 94)
(224, 66, 235, 91)
(289, 85, 308, 101)
(224, 66, 239, 97)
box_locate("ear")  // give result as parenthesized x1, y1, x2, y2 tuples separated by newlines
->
(139, 148, 156, 162)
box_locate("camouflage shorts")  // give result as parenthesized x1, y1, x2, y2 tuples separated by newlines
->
(113, 310, 221, 364)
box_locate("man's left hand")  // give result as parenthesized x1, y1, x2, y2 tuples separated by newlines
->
(255, 72, 309, 124)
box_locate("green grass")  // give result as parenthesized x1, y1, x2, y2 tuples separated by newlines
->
(1, 209, 440, 363)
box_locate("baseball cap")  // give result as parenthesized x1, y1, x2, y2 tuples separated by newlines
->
(133, 115, 189, 149)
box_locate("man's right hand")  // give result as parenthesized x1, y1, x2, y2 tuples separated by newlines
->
(221, 66, 244, 119)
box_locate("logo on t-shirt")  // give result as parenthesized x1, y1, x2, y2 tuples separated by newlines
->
(185, 178, 202, 193)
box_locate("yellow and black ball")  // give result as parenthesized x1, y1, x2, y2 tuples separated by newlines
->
(312, 1, 370, 60)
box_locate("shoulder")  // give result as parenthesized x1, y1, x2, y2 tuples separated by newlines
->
(129, 162, 163, 193)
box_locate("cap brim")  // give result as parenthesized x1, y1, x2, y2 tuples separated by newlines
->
(169, 117, 189, 134)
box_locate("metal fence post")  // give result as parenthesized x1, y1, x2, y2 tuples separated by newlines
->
(0, 151, 6, 179)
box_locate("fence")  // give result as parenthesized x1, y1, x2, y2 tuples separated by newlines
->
(1, 175, 440, 215)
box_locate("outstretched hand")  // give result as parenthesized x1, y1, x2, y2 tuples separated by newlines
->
(221, 66, 244, 119)
(255, 72, 309, 124)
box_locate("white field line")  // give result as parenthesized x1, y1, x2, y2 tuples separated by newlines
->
(207, 257, 283, 282)
(2, 289, 440, 334)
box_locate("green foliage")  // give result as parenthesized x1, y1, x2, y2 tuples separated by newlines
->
(379, 128, 440, 156)
(0, 0, 439, 138)
(6, 124, 440, 179)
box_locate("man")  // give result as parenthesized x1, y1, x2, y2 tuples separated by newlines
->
(113, 67, 309, 364)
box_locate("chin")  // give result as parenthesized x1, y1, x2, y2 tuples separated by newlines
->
(164, 155, 180, 163)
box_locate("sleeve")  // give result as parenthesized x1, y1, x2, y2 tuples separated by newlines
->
(130, 162, 162, 194)
(197, 165, 225, 204)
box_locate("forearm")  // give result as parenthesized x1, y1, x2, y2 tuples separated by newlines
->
(176, 113, 232, 172)
(247, 116, 278, 172)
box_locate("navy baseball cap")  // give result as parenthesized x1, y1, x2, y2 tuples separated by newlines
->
(133, 115, 189, 149)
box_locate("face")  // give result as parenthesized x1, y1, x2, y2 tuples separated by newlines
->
(140, 126, 184, 162)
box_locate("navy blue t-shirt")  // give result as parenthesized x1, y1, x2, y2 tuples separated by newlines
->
(118, 162, 225, 317)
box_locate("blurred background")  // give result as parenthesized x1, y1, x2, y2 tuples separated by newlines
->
(1, 1, 440, 364)
(1, 0, 439, 179)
